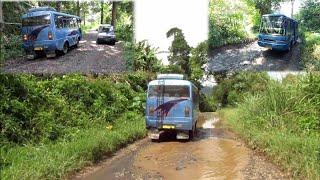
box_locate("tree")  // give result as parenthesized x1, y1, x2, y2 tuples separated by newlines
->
(101, 1, 104, 24)
(298, 0, 320, 32)
(77, 0, 80, 16)
(166, 27, 191, 77)
(111, 2, 117, 27)
(56, 1, 61, 12)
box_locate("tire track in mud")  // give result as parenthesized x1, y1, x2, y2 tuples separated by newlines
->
(73, 113, 291, 180)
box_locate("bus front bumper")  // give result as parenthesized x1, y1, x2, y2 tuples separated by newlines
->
(145, 116, 193, 131)
(258, 41, 289, 51)
(23, 41, 57, 55)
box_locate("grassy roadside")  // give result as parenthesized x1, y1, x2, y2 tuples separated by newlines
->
(1, 112, 146, 179)
(219, 107, 319, 179)
(208, 72, 319, 179)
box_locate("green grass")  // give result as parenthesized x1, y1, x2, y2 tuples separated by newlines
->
(1, 111, 146, 180)
(218, 73, 320, 179)
(301, 32, 320, 70)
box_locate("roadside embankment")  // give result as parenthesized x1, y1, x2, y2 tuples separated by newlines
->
(0, 72, 151, 179)
(216, 73, 320, 179)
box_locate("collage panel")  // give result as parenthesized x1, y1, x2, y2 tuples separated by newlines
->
(0, 0, 319, 179)
(0, 0, 133, 74)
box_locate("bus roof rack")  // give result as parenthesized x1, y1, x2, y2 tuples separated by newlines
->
(29, 7, 57, 12)
(157, 74, 184, 80)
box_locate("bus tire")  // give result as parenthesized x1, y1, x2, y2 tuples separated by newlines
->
(75, 37, 80, 48)
(62, 42, 69, 55)
(189, 129, 195, 140)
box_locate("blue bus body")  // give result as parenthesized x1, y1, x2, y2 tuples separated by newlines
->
(21, 7, 82, 59)
(145, 74, 199, 140)
(258, 14, 298, 51)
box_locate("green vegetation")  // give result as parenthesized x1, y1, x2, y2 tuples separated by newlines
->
(0, 72, 150, 179)
(125, 40, 162, 72)
(213, 72, 320, 179)
(300, 32, 320, 70)
(209, 0, 258, 48)
(297, 0, 320, 71)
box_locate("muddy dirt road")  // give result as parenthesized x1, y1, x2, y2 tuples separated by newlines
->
(207, 41, 302, 73)
(73, 113, 290, 180)
(1, 30, 126, 74)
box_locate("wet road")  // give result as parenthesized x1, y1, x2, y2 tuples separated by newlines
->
(73, 113, 290, 180)
(1, 30, 126, 74)
(207, 41, 302, 73)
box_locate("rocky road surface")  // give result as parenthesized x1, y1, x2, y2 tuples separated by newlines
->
(207, 41, 302, 73)
(1, 30, 126, 74)
(72, 113, 291, 180)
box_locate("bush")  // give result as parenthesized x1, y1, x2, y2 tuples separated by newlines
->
(209, 0, 258, 48)
(0, 72, 149, 146)
(301, 32, 320, 70)
(125, 41, 163, 72)
(211, 72, 270, 106)
(0, 34, 24, 63)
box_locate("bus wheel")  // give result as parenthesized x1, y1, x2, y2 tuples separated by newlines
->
(75, 38, 80, 48)
(189, 129, 195, 140)
(62, 42, 69, 55)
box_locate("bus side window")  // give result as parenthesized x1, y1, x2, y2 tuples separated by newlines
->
(55, 15, 62, 29)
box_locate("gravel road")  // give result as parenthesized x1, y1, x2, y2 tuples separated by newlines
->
(1, 30, 126, 74)
(207, 41, 302, 73)
(72, 113, 291, 180)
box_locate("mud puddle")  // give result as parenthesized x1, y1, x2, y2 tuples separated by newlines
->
(78, 113, 258, 179)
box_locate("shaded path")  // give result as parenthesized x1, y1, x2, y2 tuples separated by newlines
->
(1, 30, 126, 74)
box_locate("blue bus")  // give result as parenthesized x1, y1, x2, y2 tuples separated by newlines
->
(21, 7, 82, 59)
(146, 74, 199, 141)
(258, 14, 298, 51)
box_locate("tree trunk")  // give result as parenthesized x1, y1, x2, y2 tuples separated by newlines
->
(291, 0, 295, 18)
(77, 0, 80, 16)
(0, 1, 3, 25)
(56, 1, 61, 12)
(111, 1, 117, 28)
(83, 12, 86, 26)
(0, 0, 2, 38)
(101, 1, 104, 24)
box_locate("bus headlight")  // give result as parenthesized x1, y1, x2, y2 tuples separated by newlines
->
(23, 34, 28, 41)
(149, 106, 155, 116)
(184, 107, 190, 117)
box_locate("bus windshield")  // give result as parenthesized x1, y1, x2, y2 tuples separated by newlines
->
(148, 85, 190, 98)
(260, 16, 286, 35)
(22, 14, 51, 26)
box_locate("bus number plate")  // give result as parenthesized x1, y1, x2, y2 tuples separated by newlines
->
(162, 125, 175, 129)
(34, 47, 43, 51)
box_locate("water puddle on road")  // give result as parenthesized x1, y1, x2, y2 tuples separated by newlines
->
(79, 112, 251, 180)
(132, 112, 250, 179)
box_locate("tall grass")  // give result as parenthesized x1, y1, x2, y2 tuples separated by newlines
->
(220, 73, 320, 179)
(301, 32, 320, 70)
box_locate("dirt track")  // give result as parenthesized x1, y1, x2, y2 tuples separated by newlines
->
(1, 30, 126, 74)
(207, 41, 302, 73)
(73, 113, 291, 180)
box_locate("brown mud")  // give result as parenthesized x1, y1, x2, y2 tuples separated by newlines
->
(74, 113, 290, 180)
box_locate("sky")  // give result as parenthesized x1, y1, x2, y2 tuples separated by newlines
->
(135, 0, 209, 65)
(278, 0, 302, 17)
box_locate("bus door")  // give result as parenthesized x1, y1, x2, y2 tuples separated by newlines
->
(54, 15, 68, 49)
